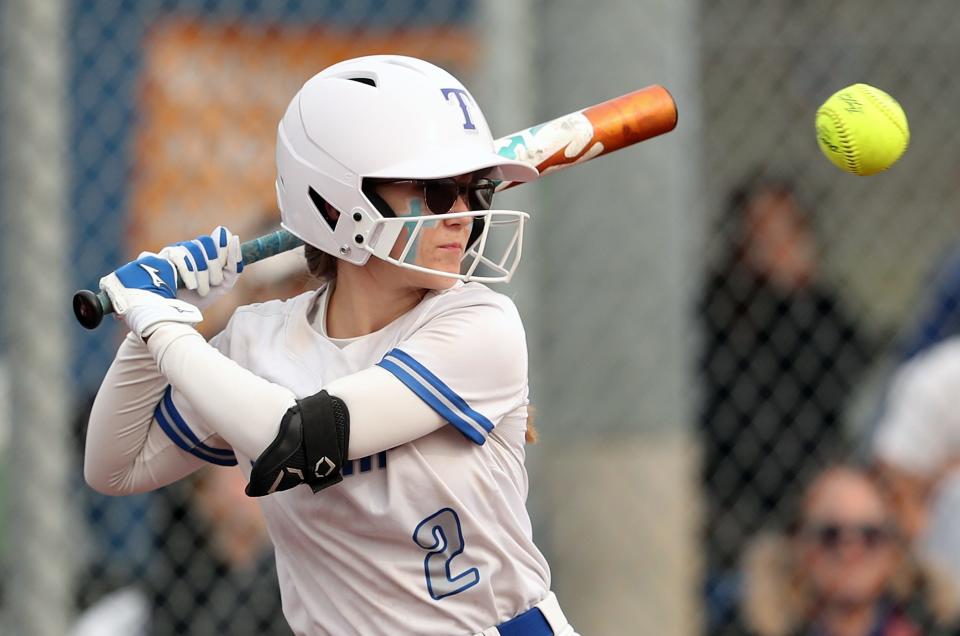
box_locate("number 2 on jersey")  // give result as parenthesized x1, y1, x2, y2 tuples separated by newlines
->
(413, 508, 480, 600)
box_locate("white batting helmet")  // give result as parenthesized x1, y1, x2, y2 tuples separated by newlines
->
(275, 55, 538, 281)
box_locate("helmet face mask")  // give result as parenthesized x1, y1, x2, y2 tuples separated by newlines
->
(360, 207, 528, 284)
(275, 55, 537, 283)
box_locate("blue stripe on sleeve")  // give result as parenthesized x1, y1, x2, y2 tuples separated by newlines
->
(377, 359, 485, 445)
(162, 387, 236, 458)
(384, 349, 494, 433)
(153, 387, 237, 466)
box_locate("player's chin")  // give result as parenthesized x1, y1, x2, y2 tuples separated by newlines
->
(412, 258, 463, 290)
(422, 275, 459, 291)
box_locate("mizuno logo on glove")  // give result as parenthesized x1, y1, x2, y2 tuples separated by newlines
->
(140, 264, 171, 293)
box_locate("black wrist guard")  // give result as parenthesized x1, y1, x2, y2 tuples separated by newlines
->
(245, 390, 350, 497)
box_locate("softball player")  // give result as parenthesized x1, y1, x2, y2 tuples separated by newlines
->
(85, 55, 577, 636)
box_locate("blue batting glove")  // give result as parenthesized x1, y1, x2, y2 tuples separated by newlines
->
(112, 255, 179, 298)
(99, 253, 202, 340)
(159, 226, 244, 309)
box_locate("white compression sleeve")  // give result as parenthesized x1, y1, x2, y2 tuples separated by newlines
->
(327, 366, 446, 459)
(146, 325, 447, 462)
(147, 323, 295, 460)
(85, 332, 209, 495)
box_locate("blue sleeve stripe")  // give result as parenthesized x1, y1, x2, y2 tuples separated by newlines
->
(154, 400, 191, 452)
(383, 349, 494, 432)
(377, 359, 486, 445)
(162, 387, 235, 457)
(153, 389, 237, 466)
(154, 401, 238, 466)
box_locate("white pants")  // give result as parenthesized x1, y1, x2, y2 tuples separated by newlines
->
(474, 592, 579, 636)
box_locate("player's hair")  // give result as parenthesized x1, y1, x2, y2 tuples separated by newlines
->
(525, 407, 538, 444)
(305, 243, 338, 282)
(303, 197, 343, 282)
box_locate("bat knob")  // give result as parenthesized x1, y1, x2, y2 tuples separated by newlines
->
(73, 289, 105, 330)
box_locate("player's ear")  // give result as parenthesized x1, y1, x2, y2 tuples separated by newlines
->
(323, 202, 340, 225)
(307, 187, 341, 229)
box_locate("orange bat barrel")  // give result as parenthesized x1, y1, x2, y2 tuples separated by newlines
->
(495, 85, 678, 189)
(584, 85, 678, 154)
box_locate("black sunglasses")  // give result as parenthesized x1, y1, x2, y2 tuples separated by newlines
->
(374, 178, 497, 215)
(804, 522, 894, 551)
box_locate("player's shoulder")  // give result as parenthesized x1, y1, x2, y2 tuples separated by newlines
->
(424, 281, 522, 321)
(231, 288, 316, 321)
(412, 283, 527, 355)
(218, 288, 317, 342)
(211, 289, 319, 358)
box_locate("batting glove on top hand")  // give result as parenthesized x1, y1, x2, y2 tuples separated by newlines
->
(157, 226, 244, 310)
(99, 254, 203, 340)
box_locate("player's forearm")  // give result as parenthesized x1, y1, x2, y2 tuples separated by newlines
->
(146, 323, 294, 460)
(85, 333, 205, 494)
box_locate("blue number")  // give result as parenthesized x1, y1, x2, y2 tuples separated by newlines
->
(412, 508, 480, 600)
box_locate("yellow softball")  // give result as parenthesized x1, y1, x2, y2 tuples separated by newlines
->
(815, 83, 909, 176)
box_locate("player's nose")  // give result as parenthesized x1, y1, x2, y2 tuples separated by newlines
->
(449, 194, 470, 214)
(444, 199, 472, 228)
(442, 216, 472, 238)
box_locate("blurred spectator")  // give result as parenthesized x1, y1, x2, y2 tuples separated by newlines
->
(873, 336, 960, 596)
(71, 465, 290, 636)
(147, 465, 290, 635)
(698, 175, 874, 625)
(731, 465, 959, 636)
(863, 214, 960, 602)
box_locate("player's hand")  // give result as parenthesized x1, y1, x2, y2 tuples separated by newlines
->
(99, 254, 202, 340)
(158, 226, 244, 310)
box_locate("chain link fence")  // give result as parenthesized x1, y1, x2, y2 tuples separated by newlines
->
(3, 0, 960, 634)
(699, 2, 960, 633)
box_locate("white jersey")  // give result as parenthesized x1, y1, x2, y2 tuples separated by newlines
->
(161, 282, 551, 635)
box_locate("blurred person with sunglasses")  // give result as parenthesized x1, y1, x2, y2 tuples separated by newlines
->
(729, 465, 959, 636)
(699, 175, 875, 568)
(83, 56, 576, 636)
